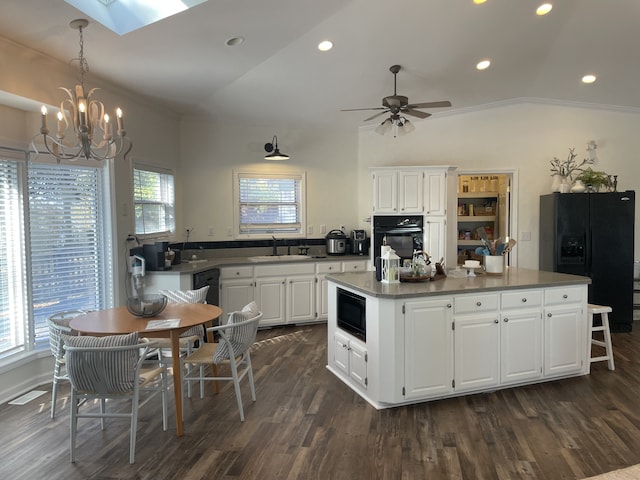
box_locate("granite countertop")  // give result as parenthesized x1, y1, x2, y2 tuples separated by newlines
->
(326, 268, 591, 299)
(149, 254, 370, 275)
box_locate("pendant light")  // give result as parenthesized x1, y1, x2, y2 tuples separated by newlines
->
(264, 136, 289, 160)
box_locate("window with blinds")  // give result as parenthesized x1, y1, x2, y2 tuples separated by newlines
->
(0, 152, 109, 358)
(234, 171, 306, 237)
(28, 163, 107, 345)
(133, 167, 175, 235)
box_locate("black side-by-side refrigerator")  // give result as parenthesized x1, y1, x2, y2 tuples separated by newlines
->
(539, 191, 635, 332)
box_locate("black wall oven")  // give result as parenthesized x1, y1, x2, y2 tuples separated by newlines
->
(372, 215, 424, 261)
(337, 288, 366, 341)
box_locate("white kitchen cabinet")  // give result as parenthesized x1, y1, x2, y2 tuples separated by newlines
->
(317, 262, 341, 319)
(334, 330, 367, 389)
(341, 260, 368, 272)
(543, 286, 587, 377)
(219, 266, 254, 314)
(424, 169, 447, 216)
(454, 313, 500, 392)
(255, 277, 286, 326)
(371, 169, 399, 214)
(287, 274, 316, 323)
(371, 168, 424, 214)
(423, 216, 445, 263)
(403, 297, 454, 399)
(500, 289, 543, 384)
(254, 263, 316, 326)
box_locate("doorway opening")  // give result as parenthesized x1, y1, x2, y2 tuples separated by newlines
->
(455, 172, 517, 266)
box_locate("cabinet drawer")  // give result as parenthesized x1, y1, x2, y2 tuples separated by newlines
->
(255, 263, 315, 277)
(454, 294, 499, 314)
(544, 286, 584, 306)
(342, 260, 368, 272)
(219, 266, 253, 279)
(317, 262, 341, 274)
(501, 290, 542, 310)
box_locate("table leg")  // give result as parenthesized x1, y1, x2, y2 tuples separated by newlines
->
(170, 331, 183, 436)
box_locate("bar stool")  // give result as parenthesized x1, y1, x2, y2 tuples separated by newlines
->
(587, 304, 615, 372)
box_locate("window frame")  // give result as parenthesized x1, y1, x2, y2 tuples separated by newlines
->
(133, 164, 175, 238)
(233, 170, 307, 239)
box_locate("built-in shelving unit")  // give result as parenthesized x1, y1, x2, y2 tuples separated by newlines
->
(457, 191, 499, 251)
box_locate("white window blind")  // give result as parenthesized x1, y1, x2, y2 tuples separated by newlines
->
(0, 159, 27, 355)
(235, 171, 306, 237)
(133, 167, 175, 235)
(28, 163, 106, 345)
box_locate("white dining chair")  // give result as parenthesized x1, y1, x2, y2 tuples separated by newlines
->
(46, 310, 85, 419)
(63, 333, 168, 464)
(183, 303, 262, 421)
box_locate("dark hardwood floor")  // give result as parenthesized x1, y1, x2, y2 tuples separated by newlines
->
(2, 323, 640, 480)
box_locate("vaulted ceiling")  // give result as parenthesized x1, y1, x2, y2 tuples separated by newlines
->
(1, 0, 638, 130)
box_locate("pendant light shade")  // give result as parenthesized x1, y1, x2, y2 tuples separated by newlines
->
(264, 135, 289, 160)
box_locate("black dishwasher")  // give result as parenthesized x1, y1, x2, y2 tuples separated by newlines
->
(193, 268, 220, 306)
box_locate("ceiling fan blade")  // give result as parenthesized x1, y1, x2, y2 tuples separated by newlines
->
(364, 110, 390, 122)
(406, 101, 452, 109)
(341, 107, 386, 112)
(403, 109, 431, 119)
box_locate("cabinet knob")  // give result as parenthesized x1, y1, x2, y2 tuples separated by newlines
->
(504, 318, 509, 322)
(494, 319, 499, 324)
(547, 313, 552, 317)
(329, 266, 333, 270)
(521, 298, 527, 303)
(563, 294, 568, 299)
(447, 303, 452, 308)
(476, 301, 482, 307)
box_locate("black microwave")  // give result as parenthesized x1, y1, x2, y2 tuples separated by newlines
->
(337, 288, 366, 341)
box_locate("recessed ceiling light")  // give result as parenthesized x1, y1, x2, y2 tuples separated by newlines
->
(473, 0, 487, 4)
(318, 40, 333, 52)
(536, 3, 553, 15)
(225, 36, 245, 47)
(582, 74, 597, 84)
(476, 59, 491, 70)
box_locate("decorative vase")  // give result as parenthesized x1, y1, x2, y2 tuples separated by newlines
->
(571, 180, 586, 193)
(551, 175, 562, 192)
(559, 177, 570, 193)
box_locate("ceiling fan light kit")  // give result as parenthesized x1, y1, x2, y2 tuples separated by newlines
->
(264, 135, 289, 160)
(342, 64, 451, 137)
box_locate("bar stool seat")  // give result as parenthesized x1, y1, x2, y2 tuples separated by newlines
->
(588, 304, 615, 371)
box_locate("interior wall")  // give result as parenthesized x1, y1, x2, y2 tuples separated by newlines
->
(357, 101, 640, 269)
(177, 119, 360, 244)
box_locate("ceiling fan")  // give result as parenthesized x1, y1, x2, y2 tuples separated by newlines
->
(341, 65, 451, 134)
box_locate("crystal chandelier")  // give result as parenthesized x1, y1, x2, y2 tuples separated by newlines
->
(37, 19, 132, 162)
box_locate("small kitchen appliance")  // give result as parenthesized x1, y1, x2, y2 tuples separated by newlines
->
(325, 229, 347, 255)
(350, 229, 369, 255)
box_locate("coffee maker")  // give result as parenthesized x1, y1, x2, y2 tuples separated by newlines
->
(350, 230, 369, 255)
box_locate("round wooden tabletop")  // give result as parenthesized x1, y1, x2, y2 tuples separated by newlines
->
(69, 303, 223, 335)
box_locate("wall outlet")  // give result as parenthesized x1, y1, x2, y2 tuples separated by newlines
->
(521, 231, 532, 241)
(227, 226, 233, 237)
(320, 224, 326, 234)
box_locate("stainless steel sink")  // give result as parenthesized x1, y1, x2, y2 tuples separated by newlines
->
(248, 255, 313, 262)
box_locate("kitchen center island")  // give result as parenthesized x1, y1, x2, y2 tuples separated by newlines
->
(326, 268, 591, 409)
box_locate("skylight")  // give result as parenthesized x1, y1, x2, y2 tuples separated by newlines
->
(64, 0, 209, 35)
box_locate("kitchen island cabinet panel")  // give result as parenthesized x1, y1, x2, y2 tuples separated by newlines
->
(326, 268, 590, 409)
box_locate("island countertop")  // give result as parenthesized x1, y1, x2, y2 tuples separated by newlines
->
(326, 267, 590, 299)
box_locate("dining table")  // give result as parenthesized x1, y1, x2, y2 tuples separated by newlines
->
(69, 302, 223, 437)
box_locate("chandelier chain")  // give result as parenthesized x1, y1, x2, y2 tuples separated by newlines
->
(76, 23, 89, 87)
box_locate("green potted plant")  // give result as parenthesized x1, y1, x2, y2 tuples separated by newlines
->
(574, 167, 612, 192)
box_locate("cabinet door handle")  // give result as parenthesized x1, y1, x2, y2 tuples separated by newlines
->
(521, 298, 527, 303)
(447, 304, 452, 308)
(547, 313, 552, 317)
(494, 319, 499, 323)
(476, 301, 482, 307)
(563, 294, 568, 299)
(504, 318, 509, 322)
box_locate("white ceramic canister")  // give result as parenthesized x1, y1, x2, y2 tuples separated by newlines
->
(484, 255, 504, 274)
